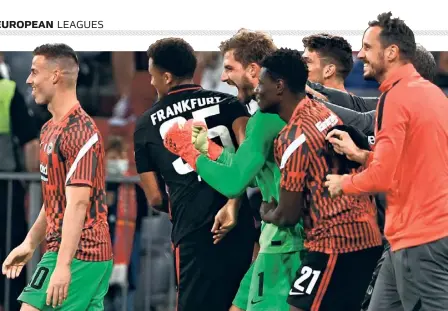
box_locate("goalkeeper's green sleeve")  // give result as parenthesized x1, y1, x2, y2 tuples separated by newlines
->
(196, 111, 285, 198)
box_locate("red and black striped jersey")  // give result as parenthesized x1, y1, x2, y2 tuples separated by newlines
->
(39, 103, 112, 261)
(274, 97, 382, 254)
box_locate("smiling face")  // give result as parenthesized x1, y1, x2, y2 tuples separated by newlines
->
(357, 26, 388, 81)
(26, 55, 57, 105)
(221, 50, 257, 104)
(255, 67, 282, 114)
(302, 48, 326, 84)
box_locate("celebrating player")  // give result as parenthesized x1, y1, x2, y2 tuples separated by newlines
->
(2, 44, 113, 311)
(133, 37, 255, 311)
(302, 33, 354, 92)
(163, 29, 305, 311)
(256, 48, 383, 311)
(325, 12, 448, 311)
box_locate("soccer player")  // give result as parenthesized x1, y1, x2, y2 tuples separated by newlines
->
(163, 29, 305, 311)
(255, 48, 383, 311)
(309, 42, 438, 311)
(307, 43, 438, 137)
(302, 33, 354, 92)
(133, 38, 255, 311)
(2, 44, 113, 311)
(325, 12, 448, 311)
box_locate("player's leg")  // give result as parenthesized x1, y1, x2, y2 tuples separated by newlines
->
(322, 246, 383, 311)
(367, 246, 405, 311)
(173, 235, 222, 311)
(17, 252, 57, 311)
(231, 261, 255, 311)
(86, 260, 113, 310)
(216, 223, 255, 311)
(361, 242, 390, 311)
(172, 225, 253, 311)
(246, 251, 301, 311)
(400, 236, 448, 311)
(20, 303, 40, 311)
(287, 251, 336, 311)
(288, 247, 383, 311)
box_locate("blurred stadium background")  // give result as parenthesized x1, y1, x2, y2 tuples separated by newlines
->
(0, 50, 447, 311)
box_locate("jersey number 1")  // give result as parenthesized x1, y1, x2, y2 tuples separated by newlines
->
(159, 106, 235, 175)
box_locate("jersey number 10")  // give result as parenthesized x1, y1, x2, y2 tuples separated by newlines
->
(159, 105, 235, 175)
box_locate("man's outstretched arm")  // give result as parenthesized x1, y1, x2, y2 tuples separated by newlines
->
(196, 112, 285, 198)
(307, 81, 378, 112)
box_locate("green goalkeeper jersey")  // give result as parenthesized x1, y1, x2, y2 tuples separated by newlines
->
(196, 110, 305, 254)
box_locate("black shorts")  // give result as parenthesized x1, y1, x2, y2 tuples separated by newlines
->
(287, 246, 383, 311)
(173, 225, 254, 311)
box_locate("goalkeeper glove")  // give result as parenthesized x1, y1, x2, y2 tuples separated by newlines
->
(190, 120, 223, 160)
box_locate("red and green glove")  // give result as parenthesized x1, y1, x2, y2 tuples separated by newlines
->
(164, 119, 223, 170)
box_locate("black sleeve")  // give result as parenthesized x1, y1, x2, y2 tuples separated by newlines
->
(307, 81, 379, 112)
(10, 87, 39, 145)
(133, 116, 158, 174)
(322, 101, 375, 136)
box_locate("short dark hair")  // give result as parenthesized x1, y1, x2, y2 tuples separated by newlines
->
(147, 38, 197, 79)
(33, 43, 79, 65)
(219, 29, 277, 67)
(302, 33, 354, 80)
(368, 12, 416, 62)
(261, 48, 308, 94)
(412, 44, 437, 82)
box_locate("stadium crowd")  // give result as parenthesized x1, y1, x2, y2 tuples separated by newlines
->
(0, 10, 448, 311)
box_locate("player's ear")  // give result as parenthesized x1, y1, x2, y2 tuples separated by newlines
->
(276, 79, 285, 95)
(247, 63, 260, 79)
(386, 44, 399, 62)
(52, 69, 61, 85)
(164, 72, 173, 85)
(323, 64, 336, 80)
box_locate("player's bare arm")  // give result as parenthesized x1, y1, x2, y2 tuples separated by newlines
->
(47, 185, 90, 307)
(259, 189, 304, 227)
(2, 204, 47, 279)
(139, 171, 167, 213)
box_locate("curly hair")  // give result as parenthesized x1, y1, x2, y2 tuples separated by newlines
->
(368, 12, 416, 61)
(219, 28, 277, 67)
(261, 48, 308, 94)
(302, 33, 354, 80)
(147, 37, 197, 79)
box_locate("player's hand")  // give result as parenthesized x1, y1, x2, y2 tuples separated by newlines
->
(305, 84, 328, 101)
(191, 120, 223, 160)
(46, 264, 71, 308)
(2, 242, 35, 279)
(325, 129, 363, 163)
(324, 174, 347, 198)
(211, 200, 239, 244)
(164, 119, 201, 169)
(259, 198, 277, 222)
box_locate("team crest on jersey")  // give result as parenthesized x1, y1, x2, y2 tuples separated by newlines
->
(46, 142, 54, 154)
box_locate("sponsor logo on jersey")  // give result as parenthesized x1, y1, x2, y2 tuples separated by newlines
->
(315, 113, 339, 132)
(40, 163, 48, 181)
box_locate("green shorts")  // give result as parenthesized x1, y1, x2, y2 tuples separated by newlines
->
(233, 251, 302, 311)
(18, 252, 113, 311)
